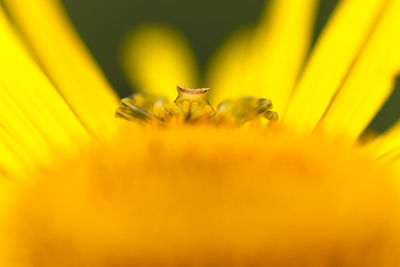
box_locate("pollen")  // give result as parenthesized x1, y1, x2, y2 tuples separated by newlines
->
(3, 124, 400, 266)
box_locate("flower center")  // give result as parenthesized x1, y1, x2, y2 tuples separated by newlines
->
(115, 86, 278, 125)
(3, 125, 400, 266)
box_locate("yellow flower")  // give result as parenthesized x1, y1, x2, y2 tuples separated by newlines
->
(0, 0, 400, 266)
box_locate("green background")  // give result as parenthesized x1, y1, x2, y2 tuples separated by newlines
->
(61, 0, 398, 133)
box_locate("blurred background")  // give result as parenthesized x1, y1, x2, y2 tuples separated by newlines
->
(61, 0, 398, 133)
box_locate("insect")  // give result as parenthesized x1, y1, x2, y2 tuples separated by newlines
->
(115, 85, 278, 126)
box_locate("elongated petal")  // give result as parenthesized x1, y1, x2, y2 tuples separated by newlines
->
(368, 122, 400, 160)
(121, 25, 198, 101)
(284, 0, 389, 133)
(0, 9, 89, 178)
(206, 29, 252, 105)
(3, 0, 119, 139)
(208, 0, 317, 115)
(317, 0, 400, 141)
(0, 130, 31, 177)
(254, 0, 318, 115)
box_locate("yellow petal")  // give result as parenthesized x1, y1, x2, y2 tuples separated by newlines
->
(284, 0, 389, 133)
(0, 8, 89, 178)
(367, 121, 400, 160)
(121, 25, 198, 101)
(208, 0, 317, 115)
(317, 0, 400, 141)
(2, 0, 119, 139)
(0, 130, 30, 177)
(253, 0, 318, 115)
(206, 29, 253, 105)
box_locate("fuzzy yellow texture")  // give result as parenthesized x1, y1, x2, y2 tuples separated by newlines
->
(2, 124, 400, 267)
